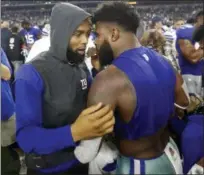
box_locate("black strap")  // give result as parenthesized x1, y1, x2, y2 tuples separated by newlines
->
(25, 147, 76, 170)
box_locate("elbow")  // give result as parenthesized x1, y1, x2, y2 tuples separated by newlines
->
(16, 128, 33, 153)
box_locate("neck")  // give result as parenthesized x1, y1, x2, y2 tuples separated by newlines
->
(114, 34, 141, 58)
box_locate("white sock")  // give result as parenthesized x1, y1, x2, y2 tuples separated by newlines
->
(74, 137, 102, 164)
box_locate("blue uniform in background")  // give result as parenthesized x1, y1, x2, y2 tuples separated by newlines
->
(19, 27, 41, 46)
(176, 25, 203, 97)
(181, 115, 204, 174)
(176, 24, 202, 75)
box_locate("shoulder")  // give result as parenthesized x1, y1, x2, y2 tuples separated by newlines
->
(91, 65, 130, 93)
(177, 26, 194, 39)
(88, 65, 134, 108)
(15, 64, 43, 87)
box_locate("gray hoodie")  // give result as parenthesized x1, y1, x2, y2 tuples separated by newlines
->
(49, 2, 90, 61)
(27, 3, 91, 172)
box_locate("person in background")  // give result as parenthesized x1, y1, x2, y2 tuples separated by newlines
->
(173, 18, 185, 30)
(141, 30, 166, 55)
(5, 25, 25, 77)
(181, 115, 204, 174)
(19, 20, 42, 51)
(186, 18, 195, 26)
(176, 10, 204, 98)
(162, 25, 180, 73)
(191, 24, 204, 100)
(1, 21, 12, 51)
(1, 48, 21, 175)
(42, 23, 50, 38)
(169, 23, 204, 163)
(150, 16, 163, 33)
(26, 28, 50, 63)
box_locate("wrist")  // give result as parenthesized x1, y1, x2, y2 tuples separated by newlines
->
(71, 123, 82, 142)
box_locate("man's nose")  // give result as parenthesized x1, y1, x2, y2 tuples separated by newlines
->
(81, 34, 88, 45)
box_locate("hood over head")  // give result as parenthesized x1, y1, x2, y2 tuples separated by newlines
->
(49, 3, 91, 62)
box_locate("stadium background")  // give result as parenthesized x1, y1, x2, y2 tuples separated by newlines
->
(1, 0, 203, 30)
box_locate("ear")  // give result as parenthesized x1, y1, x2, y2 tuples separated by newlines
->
(111, 28, 120, 42)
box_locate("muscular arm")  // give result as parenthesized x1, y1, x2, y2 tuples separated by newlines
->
(87, 66, 119, 109)
(174, 72, 190, 116)
(74, 66, 120, 164)
(175, 73, 189, 106)
(88, 65, 136, 122)
(163, 56, 190, 113)
(179, 39, 203, 64)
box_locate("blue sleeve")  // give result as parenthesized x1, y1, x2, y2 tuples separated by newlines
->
(1, 81, 15, 121)
(176, 27, 194, 41)
(15, 64, 76, 155)
(176, 28, 185, 40)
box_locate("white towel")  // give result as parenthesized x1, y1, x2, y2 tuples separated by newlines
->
(89, 140, 118, 174)
(74, 137, 102, 164)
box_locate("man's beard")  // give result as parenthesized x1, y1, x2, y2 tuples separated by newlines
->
(98, 40, 114, 67)
(66, 47, 85, 65)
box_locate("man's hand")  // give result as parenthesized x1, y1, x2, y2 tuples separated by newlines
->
(1, 63, 11, 80)
(187, 95, 203, 113)
(71, 103, 115, 142)
(91, 55, 101, 71)
(179, 39, 204, 64)
(87, 47, 97, 58)
(87, 46, 101, 71)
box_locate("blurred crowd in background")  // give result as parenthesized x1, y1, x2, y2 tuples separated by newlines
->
(1, 1, 202, 31)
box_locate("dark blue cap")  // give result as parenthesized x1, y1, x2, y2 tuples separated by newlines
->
(152, 16, 162, 23)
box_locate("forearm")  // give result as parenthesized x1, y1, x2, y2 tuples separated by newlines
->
(189, 49, 204, 63)
(17, 124, 76, 155)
